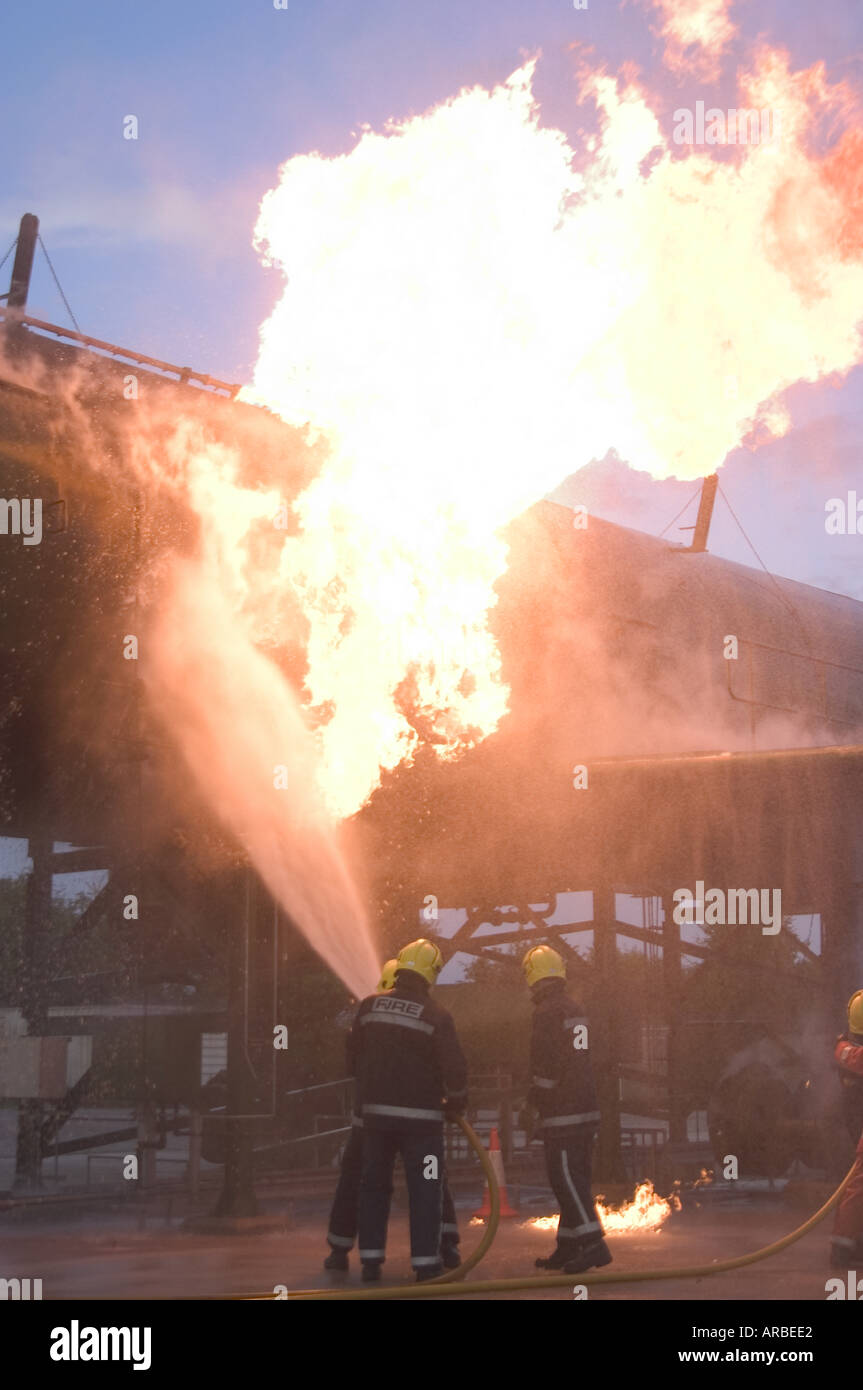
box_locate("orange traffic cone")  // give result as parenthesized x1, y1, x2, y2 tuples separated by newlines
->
(473, 1127, 519, 1218)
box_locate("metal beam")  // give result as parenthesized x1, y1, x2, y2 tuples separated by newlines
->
(49, 847, 112, 875)
(465, 928, 589, 950)
(454, 918, 711, 959)
(589, 743, 863, 771)
(0, 306, 241, 397)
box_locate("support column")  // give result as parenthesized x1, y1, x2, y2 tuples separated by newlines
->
(593, 886, 625, 1183)
(213, 868, 259, 1218)
(663, 891, 687, 1148)
(14, 834, 52, 1187)
(823, 783, 861, 1024)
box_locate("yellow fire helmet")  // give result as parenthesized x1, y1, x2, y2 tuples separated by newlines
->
(395, 938, 443, 986)
(848, 990, 863, 1035)
(522, 943, 566, 989)
(377, 959, 398, 993)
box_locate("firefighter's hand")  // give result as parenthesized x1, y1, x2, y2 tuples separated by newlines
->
(443, 1097, 466, 1121)
(519, 1106, 539, 1142)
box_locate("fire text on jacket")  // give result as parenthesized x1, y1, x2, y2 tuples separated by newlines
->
(372, 996, 425, 1019)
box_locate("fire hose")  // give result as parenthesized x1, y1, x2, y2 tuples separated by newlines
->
(244, 1117, 857, 1300)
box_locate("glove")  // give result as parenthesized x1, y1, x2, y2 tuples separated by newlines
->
(519, 1105, 539, 1143)
(443, 1097, 466, 1120)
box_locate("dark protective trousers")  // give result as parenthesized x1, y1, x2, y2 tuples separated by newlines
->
(832, 1128, 863, 1250)
(327, 1127, 365, 1250)
(357, 1126, 445, 1269)
(544, 1130, 604, 1253)
(328, 1126, 459, 1252)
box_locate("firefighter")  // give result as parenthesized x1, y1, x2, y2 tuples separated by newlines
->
(520, 943, 611, 1274)
(351, 938, 468, 1283)
(324, 958, 462, 1272)
(324, 958, 398, 1271)
(831, 988, 863, 1268)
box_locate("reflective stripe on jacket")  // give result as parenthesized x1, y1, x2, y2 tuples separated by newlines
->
(347, 973, 468, 1132)
(527, 978, 599, 1139)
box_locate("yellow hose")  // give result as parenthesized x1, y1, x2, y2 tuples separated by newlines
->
(242, 1115, 496, 1299)
(261, 1133, 856, 1301)
(424, 1115, 500, 1283)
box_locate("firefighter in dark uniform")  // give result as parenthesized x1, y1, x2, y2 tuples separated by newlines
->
(325, 958, 461, 1272)
(350, 938, 468, 1282)
(520, 944, 611, 1274)
(831, 989, 863, 1268)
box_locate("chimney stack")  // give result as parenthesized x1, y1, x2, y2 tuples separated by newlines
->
(689, 474, 718, 553)
(7, 213, 39, 310)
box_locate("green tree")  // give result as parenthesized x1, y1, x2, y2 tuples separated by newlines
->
(676, 919, 818, 1109)
(444, 951, 531, 1081)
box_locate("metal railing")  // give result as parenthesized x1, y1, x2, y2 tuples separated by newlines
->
(25, 1076, 674, 1196)
(0, 307, 242, 397)
(620, 1126, 667, 1184)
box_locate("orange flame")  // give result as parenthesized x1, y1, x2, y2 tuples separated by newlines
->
(126, 34, 863, 988)
(234, 47, 863, 818)
(596, 1180, 682, 1232)
(527, 1180, 681, 1236)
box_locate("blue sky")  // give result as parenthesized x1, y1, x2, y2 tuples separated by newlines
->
(2, 0, 862, 602)
(3, 1, 860, 370)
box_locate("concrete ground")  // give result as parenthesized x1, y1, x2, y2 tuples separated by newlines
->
(0, 1186, 846, 1302)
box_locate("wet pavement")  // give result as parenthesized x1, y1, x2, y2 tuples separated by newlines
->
(0, 1190, 846, 1302)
